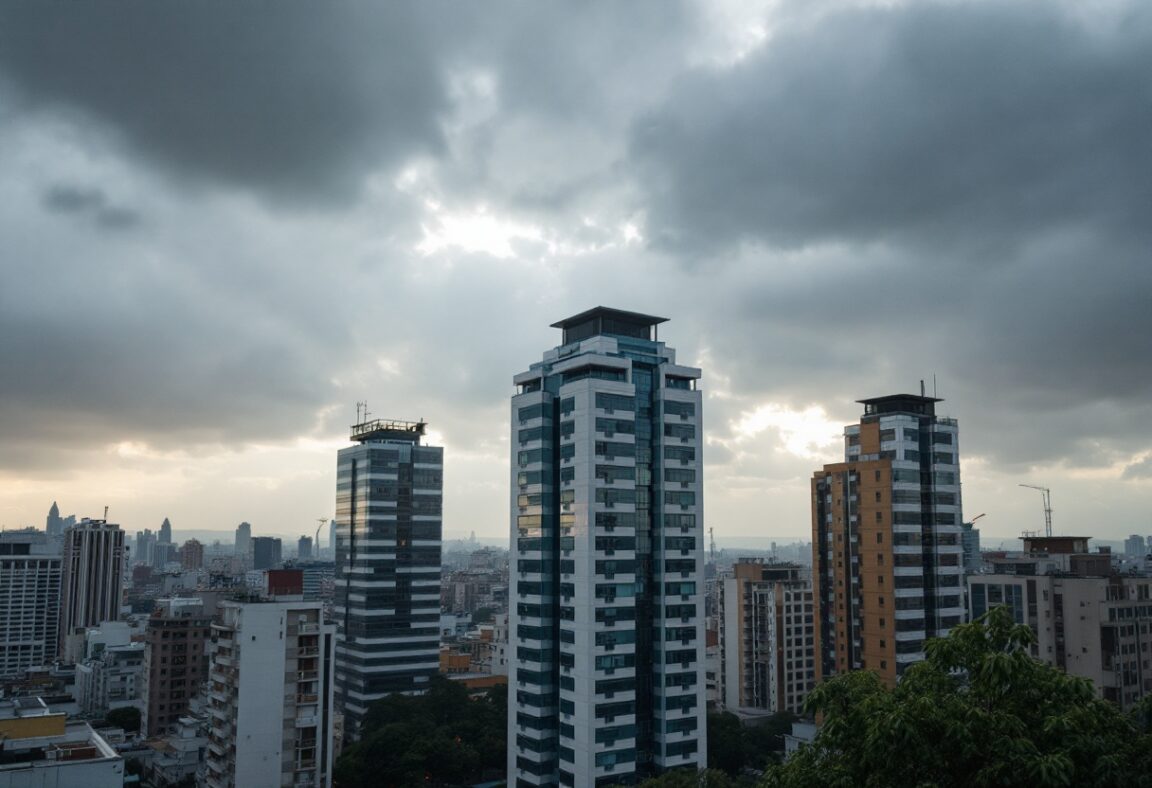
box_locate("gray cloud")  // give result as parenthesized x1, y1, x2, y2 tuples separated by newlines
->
(0, 3, 449, 203)
(43, 184, 141, 229)
(0, 0, 1148, 537)
(631, 2, 1152, 256)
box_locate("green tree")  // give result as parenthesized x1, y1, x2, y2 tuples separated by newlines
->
(105, 706, 141, 733)
(334, 675, 506, 787)
(636, 768, 742, 787)
(762, 606, 1152, 788)
(708, 711, 748, 775)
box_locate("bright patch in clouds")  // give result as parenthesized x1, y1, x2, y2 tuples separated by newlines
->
(417, 206, 543, 259)
(730, 403, 842, 459)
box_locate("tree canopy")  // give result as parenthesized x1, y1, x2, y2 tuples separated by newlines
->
(104, 705, 141, 733)
(763, 606, 1152, 787)
(334, 675, 506, 787)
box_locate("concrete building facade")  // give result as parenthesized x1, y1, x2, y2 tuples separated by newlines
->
(721, 560, 815, 715)
(0, 530, 62, 679)
(204, 599, 336, 788)
(508, 308, 707, 786)
(142, 598, 213, 737)
(0, 698, 124, 788)
(969, 536, 1152, 711)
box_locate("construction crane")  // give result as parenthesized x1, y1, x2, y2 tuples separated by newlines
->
(1018, 484, 1053, 537)
(315, 517, 330, 558)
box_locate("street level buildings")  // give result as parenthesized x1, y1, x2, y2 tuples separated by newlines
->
(0, 698, 124, 788)
(721, 560, 815, 715)
(969, 535, 1152, 711)
(812, 394, 965, 686)
(0, 530, 61, 679)
(59, 519, 125, 661)
(508, 307, 707, 786)
(204, 598, 336, 788)
(333, 419, 443, 737)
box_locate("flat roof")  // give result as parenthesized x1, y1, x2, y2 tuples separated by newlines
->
(550, 306, 668, 330)
(857, 393, 943, 406)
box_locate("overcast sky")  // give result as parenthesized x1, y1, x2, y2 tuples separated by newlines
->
(1, 0, 1149, 545)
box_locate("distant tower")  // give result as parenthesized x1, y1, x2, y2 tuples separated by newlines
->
(46, 501, 63, 538)
(251, 537, 282, 570)
(298, 535, 314, 561)
(59, 518, 126, 660)
(159, 517, 173, 545)
(180, 539, 204, 571)
(328, 519, 336, 557)
(235, 521, 252, 557)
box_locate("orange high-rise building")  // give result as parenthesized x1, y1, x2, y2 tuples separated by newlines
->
(812, 394, 964, 686)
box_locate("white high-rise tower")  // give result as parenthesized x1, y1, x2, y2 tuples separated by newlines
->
(509, 307, 706, 786)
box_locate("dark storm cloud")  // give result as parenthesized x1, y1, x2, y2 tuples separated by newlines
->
(43, 184, 141, 229)
(0, 3, 448, 203)
(632, 2, 1152, 255)
(625, 1, 1152, 470)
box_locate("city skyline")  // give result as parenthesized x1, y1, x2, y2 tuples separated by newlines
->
(1, 0, 1149, 544)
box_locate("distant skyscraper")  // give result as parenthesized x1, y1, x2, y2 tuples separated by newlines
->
(180, 539, 204, 571)
(60, 519, 126, 660)
(298, 535, 314, 561)
(235, 521, 252, 557)
(1124, 534, 1147, 558)
(135, 529, 157, 567)
(509, 307, 707, 786)
(0, 530, 62, 678)
(159, 517, 173, 545)
(205, 596, 336, 788)
(251, 537, 282, 570)
(334, 418, 443, 737)
(328, 519, 336, 558)
(961, 521, 982, 573)
(812, 393, 964, 686)
(46, 501, 64, 538)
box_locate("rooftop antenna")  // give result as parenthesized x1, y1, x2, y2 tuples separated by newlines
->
(920, 379, 925, 397)
(1018, 484, 1053, 538)
(103, 505, 109, 521)
(355, 401, 365, 423)
(933, 373, 937, 398)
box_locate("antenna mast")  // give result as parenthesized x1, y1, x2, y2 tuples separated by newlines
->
(1018, 484, 1053, 537)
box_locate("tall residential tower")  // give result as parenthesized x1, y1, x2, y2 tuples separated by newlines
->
(509, 308, 707, 787)
(60, 519, 126, 661)
(333, 419, 443, 738)
(811, 394, 964, 686)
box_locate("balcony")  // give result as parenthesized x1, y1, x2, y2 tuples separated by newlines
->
(297, 623, 320, 635)
(296, 670, 319, 682)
